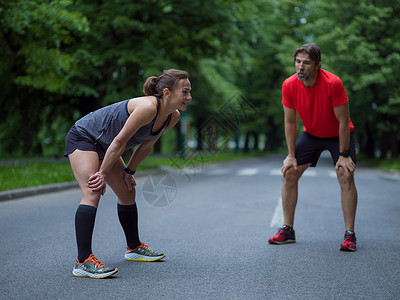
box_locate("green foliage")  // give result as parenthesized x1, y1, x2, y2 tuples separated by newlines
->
(0, 0, 89, 157)
(0, 0, 398, 160)
(301, 0, 400, 158)
(0, 0, 89, 93)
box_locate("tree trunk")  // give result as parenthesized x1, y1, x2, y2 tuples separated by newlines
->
(380, 132, 390, 160)
(20, 95, 30, 155)
(243, 131, 250, 153)
(195, 120, 204, 151)
(389, 130, 398, 159)
(365, 121, 376, 159)
(153, 138, 161, 153)
(210, 121, 216, 153)
(253, 132, 259, 152)
(175, 122, 182, 154)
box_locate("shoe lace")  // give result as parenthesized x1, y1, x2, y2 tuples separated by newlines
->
(140, 242, 150, 250)
(128, 242, 154, 253)
(345, 233, 356, 243)
(89, 254, 105, 268)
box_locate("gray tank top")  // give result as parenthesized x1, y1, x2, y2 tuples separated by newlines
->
(74, 97, 172, 152)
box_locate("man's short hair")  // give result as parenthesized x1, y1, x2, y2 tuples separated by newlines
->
(293, 43, 321, 64)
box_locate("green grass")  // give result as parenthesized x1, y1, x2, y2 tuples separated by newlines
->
(0, 152, 263, 192)
(0, 162, 76, 191)
(357, 155, 400, 171)
(370, 159, 400, 170)
(2, 152, 397, 192)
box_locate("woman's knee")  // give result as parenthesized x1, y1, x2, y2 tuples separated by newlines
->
(80, 189, 102, 207)
(115, 187, 136, 205)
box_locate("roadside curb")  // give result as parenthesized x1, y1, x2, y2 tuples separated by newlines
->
(0, 181, 79, 202)
(1, 161, 399, 202)
(0, 169, 161, 202)
(378, 168, 400, 180)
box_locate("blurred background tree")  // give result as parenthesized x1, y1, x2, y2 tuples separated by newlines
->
(0, 0, 89, 156)
(302, 0, 400, 159)
(0, 0, 399, 161)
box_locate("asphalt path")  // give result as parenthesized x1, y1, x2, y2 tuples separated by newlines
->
(1, 153, 399, 299)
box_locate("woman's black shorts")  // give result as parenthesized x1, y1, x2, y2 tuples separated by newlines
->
(64, 125, 106, 159)
(295, 131, 356, 167)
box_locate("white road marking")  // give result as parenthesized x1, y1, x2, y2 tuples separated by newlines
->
(208, 169, 231, 176)
(269, 168, 317, 177)
(237, 168, 259, 176)
(270, 196, 283, 228)
(303, 169, 317, 177)
(269, 169, 282, 176)
(328, 171, 337, 178)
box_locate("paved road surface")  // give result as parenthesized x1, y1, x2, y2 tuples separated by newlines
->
(0, 154, 399, 299)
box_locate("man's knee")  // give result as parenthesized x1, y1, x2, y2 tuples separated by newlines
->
(336, 168, 354, 184)
(284, 167, 302, 182)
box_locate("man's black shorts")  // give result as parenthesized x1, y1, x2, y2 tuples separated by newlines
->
(295, 131, 356, 167)
(64, 125, 106, 159)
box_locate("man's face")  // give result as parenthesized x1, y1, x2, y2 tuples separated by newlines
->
(295, 52, 320, 82)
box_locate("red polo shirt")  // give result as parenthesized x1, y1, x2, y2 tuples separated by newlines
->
(282, 69, 354, 138)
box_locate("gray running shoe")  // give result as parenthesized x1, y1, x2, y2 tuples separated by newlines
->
(72, 254, 118, 279)
(125, 242, 165, 261)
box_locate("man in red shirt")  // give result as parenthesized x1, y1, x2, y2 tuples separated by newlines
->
(268, 43, 358, 251)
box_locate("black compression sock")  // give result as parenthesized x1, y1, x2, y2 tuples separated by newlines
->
(117, 203, 140, 249)
(75, 204, 97, 262)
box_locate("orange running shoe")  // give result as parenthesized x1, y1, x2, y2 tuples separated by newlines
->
(72, 254, 118, 278)
(125, 242, 165, 261)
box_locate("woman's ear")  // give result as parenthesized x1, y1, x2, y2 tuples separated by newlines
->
(163, 88, 170, 98)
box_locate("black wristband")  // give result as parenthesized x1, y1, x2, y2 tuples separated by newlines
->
(123, 166, 136, 175)
(339, 150, 350, 158)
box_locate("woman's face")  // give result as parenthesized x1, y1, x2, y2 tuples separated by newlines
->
(169, 78, 192, 111)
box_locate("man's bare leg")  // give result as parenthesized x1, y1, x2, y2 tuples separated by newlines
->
(282, 164, 311, 227)
(336, 168, 358, 231)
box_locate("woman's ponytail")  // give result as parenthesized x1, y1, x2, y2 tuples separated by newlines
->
(143, 76, 158, 96)
(142, 69, 189, 97)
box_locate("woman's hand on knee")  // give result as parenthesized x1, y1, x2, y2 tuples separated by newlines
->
(123, 172, 136, 192)
(88, 172, 107, 195)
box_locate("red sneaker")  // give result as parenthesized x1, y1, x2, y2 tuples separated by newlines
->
(268, 225, 296, 244)
(340, 230, 357, 251)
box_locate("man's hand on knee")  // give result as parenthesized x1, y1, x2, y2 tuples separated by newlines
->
(335, 156, 356, 174)
(281, 155, 298, 177)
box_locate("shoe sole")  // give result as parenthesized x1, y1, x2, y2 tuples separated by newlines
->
(340, 246, 356, 252)
(268, 239, 296, 245)
(125, 253, 165, 262)
(72, 268, 118, 279)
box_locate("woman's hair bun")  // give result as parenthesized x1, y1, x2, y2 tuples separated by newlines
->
(142, 69, 189, 97)
(143, 76, 158, 96)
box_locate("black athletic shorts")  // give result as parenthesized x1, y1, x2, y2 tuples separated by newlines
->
(295, 131, 356, 167)
(64, 125, 106, 159)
